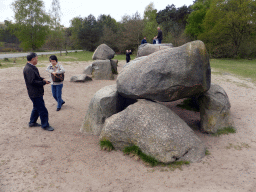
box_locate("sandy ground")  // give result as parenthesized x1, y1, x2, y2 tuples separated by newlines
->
(0, 60, 256, 192)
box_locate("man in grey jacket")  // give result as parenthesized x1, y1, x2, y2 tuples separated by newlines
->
(23, 52, 54, 131)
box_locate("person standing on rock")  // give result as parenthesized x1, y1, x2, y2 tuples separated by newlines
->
(157, 27, 163, 44)
(126, 50, 132, 63)
(46, 55, 65, 111)
(141, 37, 147, 44)
(23, 52, 54, 131)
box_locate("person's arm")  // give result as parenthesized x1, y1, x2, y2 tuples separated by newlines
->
(55, 64, 65, 74)
(26, 68, 46, 86)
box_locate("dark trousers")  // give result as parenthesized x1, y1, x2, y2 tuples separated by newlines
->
(51, 84, 64, 109)
(29, 96, 49, 128)
(158, 39, 162, 44)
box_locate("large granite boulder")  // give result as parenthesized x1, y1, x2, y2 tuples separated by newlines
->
(92, 60, 114, 80)
(81, 84, 123, 135)
(92, 44, 115, 60)
(100, 99, 206, 163)
(199, 84, 234, 133)
(117, 40, 211, 102)
(70, 74, 92, 82)
(137, 43, 173, 58)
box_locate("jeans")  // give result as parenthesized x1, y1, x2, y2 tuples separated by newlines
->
(158, 39, 162, 44)
(29, 96, 49, 128)
(51, 84, 64, 109)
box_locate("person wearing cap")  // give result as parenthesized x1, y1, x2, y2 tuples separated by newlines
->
(23, 52, 54, 131)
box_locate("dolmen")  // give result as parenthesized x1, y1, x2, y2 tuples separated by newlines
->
(81, 40, 234, 164)
(84, 44, 118, 80)
(70, 44, 118, 82)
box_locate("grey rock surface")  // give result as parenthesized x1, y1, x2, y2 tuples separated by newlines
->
(83, 64, 92, 75)
(100, 99, 206, 163)
(70, 74, 92, 82)
(92, 60, 114, 80)
(92, 44, 115, 60)
(117, 40, 211, 102)
(199, 84, 234, 133)
(110, 59, 118, 74)
(137, 43, 173, 58)
(81, 84, 123, 135)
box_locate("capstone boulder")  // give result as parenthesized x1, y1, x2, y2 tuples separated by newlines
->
(117, 40, 211, 102)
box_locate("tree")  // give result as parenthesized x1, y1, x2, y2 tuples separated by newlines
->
(143, 3, 158, 43)
(185, 0, 212, 39)
(117, 12, 144, 53)
(11, 0, 51, 51)
(50, 0, 61, 29)
(199, 0, 256, 57)
(156, 4, 192, 46)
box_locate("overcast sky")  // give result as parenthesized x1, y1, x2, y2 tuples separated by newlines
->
(0, 0, 195, 27)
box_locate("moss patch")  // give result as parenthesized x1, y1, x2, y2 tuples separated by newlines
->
(123, 145, 158, 167)
(167, 161, 190, 171)
(99, 139, 114, 151)
(212, 126, 236, 136)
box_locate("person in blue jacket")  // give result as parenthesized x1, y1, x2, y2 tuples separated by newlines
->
(141, 37, 147, 44)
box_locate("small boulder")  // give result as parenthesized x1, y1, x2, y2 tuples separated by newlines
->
(137, 43, 173, 58)
(117, 40, 211, 102)
(199, 84, 234, 133)
(100, 99, 206, 163)
(81, 84, 124, 135)
(70, 74, 92, 82)
(92, 60, 114, 80)
(92, 44, 115, 60)
(83, 64, 92, 75)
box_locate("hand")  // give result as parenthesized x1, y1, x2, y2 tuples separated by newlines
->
(52, 72, 57, 76)
(43, 79, 51, 84)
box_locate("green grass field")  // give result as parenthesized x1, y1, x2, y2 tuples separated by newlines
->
(210, 59, 256, 82)
(0, 51, 255, 83)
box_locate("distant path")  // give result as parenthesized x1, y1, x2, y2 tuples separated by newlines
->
(0, 50, 83, 59)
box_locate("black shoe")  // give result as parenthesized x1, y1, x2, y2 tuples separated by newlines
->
(42, 126, 54, 131)
(57, 108, 61, 111)
(61, 101, 65, 106)
(29, 122, 41, 127)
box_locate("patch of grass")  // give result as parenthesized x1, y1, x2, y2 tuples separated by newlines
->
(226, 142, 250, 150)
(212, 126, 236, 136)
(167, 161, 190, 171)
(210, 59, 256, 82)
(123, 145, 159, 167)
(205, 149, 211, 156)
(177, 98, 200, 112)
(99, 139, 114, 151)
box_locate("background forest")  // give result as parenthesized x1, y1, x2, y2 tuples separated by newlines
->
(0, 0, 256, 58)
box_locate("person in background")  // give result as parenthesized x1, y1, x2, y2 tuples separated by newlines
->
(141, 37, 147, 44)
(46, 55, 65, 111)
(23, 52, 54, 131)
(126, 50, 132, 63)
(153, 36, 157, 44)
(157, 27, 163, 44)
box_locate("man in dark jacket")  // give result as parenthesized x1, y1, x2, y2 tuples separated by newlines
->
(157, 27, 163, 44)
(141, 37, 147, 44)
(23, 52, 54, 131)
